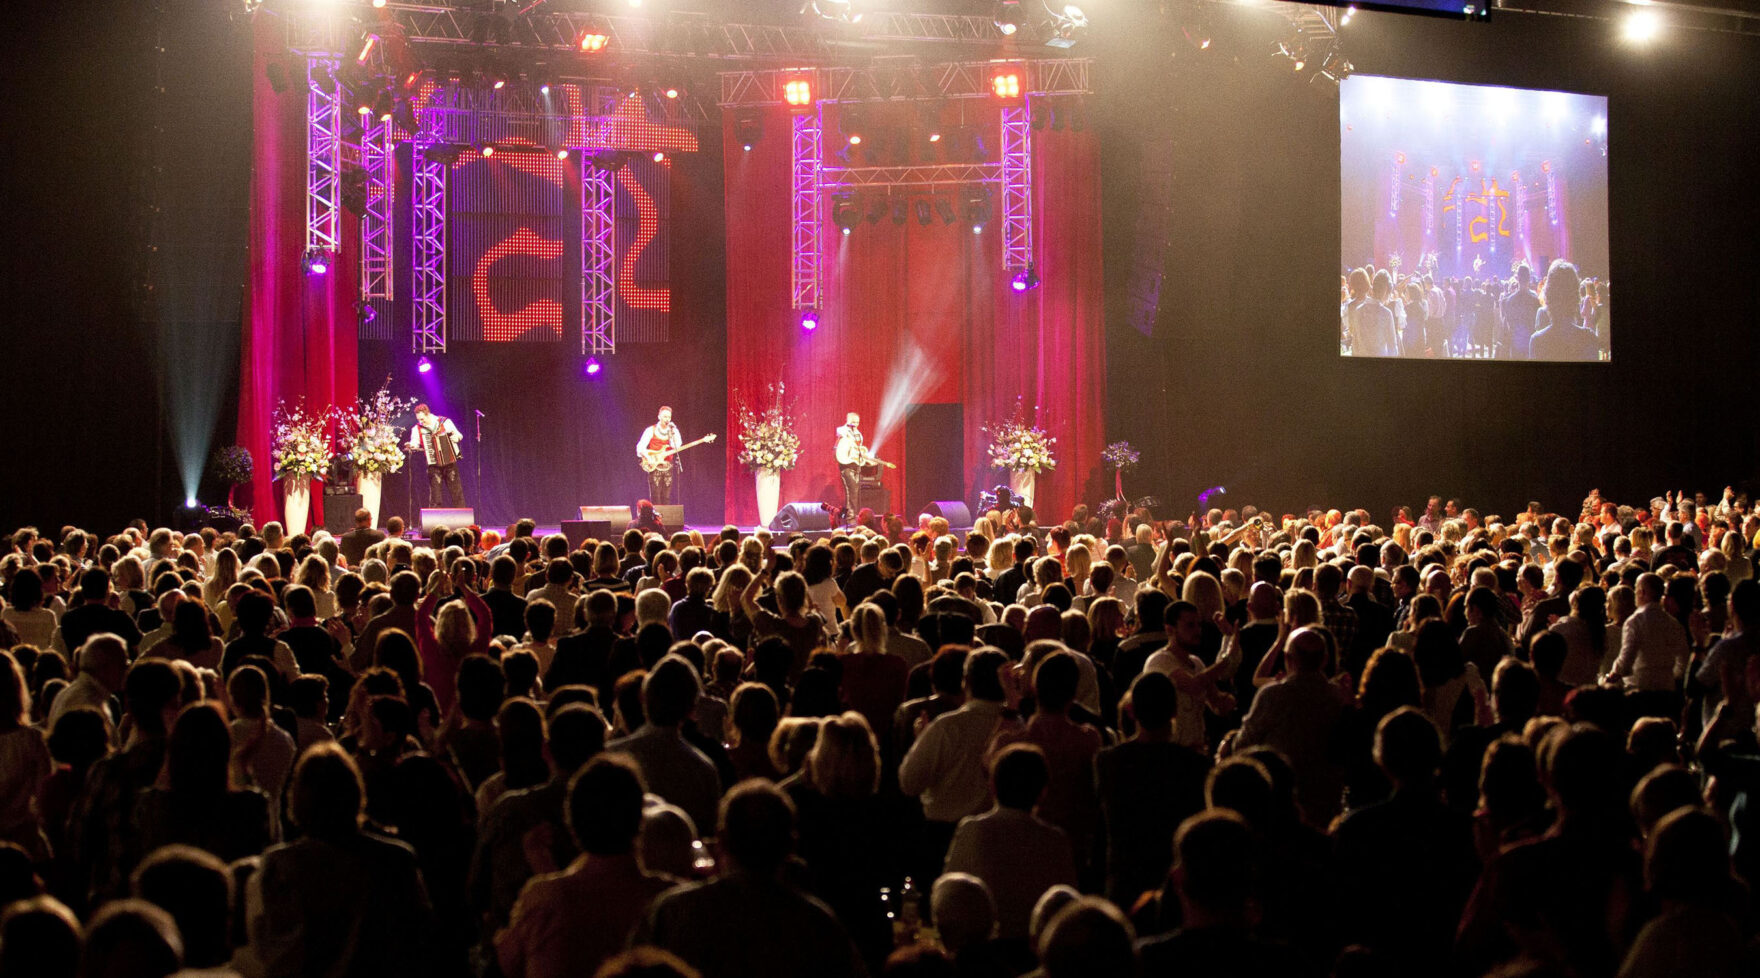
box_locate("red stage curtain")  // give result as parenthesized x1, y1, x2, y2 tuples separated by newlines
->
(237, 18, 359, 531)
(722, 105, 1104, 526)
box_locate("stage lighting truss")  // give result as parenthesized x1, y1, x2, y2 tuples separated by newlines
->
(412, 141, 447, 355)
(999, 100, 1032, 274)
(581, 154, 616, 357)
(360, 110, 394, 305)
(791, 108, 825, 310)
(305, 57, 343, 262)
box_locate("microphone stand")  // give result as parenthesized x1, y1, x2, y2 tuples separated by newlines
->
(474, 410, 484, 510)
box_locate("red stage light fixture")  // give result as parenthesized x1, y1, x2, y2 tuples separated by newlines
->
(784, 78, 813, 107)
(664, 87, 679, 99)
(991, 71, 1022, 99)
(578, 32, 609, 53)
(555, 148, 570, 160)
(475, 140, 495, 157)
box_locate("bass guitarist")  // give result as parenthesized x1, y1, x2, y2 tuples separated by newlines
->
(636, 406, 716, 506)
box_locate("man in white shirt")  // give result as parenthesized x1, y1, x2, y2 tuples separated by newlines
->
(1609, 573, 1692, 695)
(635, 406, 684, 506)
(898, 649, 1020, 870)
(49, 634, 128, 727)
(407, 403, 465, 508)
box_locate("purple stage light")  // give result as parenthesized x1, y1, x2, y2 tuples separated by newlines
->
(584, 357, 603, 376)
(1010, 267, 1040, 292)
(800, 310, 820, 331)
(417, 356, 433, 374)
(302, 247, 331, 275)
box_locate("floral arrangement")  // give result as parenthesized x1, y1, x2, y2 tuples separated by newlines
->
(984, 402, 1057, 474)
(336, 384, 415, 476)
(734, 382, 801, 472)
(271, 400, 333, 480)
(1101, 441, 1140, 472)
(209, 445, 254, 487)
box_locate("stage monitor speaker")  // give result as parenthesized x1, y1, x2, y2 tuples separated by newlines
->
(924, 501, 972, 528)
(769, 502, 833, 533)
(580, 505, 632, 523)
(655, 504, 684, 532)
(421, 508, 474, 537)
(323, 494, 364, 536)
(561, 520, 615, 551)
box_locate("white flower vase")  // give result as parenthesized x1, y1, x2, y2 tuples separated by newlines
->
(283, 475, 312, 536)
(1009, 469, 1036, 511)
(358, 471, 383, 529)
(756, 468, 782, 528)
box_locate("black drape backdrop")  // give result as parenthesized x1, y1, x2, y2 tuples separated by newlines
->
(1096, 7, 1760, 521)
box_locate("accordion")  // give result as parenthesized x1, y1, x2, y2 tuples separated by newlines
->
(427, 423, 460, 466)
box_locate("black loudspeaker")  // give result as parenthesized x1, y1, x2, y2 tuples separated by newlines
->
(421, 508, 475, 537)
(655, 504, 684, 531)
(323, 494, 364, 536)
(561, 520, 616, 551)
(924, 500, 971, 527)
(769, 502, 834, 533)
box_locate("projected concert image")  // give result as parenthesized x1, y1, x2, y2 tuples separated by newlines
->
(1340, 75, 1610, 361)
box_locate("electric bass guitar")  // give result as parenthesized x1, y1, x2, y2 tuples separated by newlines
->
(640, 434, 717, 473)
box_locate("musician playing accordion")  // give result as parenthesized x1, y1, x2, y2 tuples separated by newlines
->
(408, 403, 466, 509)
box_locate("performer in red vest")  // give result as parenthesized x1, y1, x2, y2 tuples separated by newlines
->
(635, 406, 684, 506)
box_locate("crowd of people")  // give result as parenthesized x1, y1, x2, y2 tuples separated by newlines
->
(0, 484, 1756, 978)
(1341, 257, 1611, 361)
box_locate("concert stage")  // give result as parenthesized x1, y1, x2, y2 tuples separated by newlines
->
(233, 4, 1107, 537)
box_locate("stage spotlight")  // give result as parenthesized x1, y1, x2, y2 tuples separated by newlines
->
(393, 98, 418, 132)
(916, 200, 932, 225)
(832, 193, 860, 234)
(784, 77, 813, 107)
(372, 91, 394, 122)
(891, 197, 908, 225)
(584, 357, 603, 377)
(417, 356, 434, 374)
(1010, 266, 1040, 292)
(555, 148, 570, 160)
(965, 191, 992, 232)
(847, 134, 862, 146)
(1341, 5, 1356, 25)
(423, 143, 462, 164)
(1044, 2, 1088, 48)
(475, 140, 495, 157)
(578, 32, 609, 53)
(800, 310, 820, 331)
(185, 495, 200, 509)
(302, 247, 332, 275)
(1622, 8, 1661, 43)
(539, 82, 551, 96)
(928, 131, 941, 143)
(867, 197, 888, 224)
(994, 0, 1023, 35)
(312, 62, 336, 92)
(653, 151, 666, 162)
(805, 0, 863, 25)
(664, 87, 679, 99)
(991, 71, 1022, 99)
(356, 298, 377, 326)
(734, 109, 763, 151)
(936, 197, 956, 225)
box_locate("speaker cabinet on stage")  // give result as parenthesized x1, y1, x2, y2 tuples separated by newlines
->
(421, 508, 475, 537)
(580, 505, 632, 523)
(655, 505, 684, 531)
(769, 502, 833, 533)
(323, 494, 364, 536)
(925, 501, 972, 528)
(561, 520, 615, 550)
